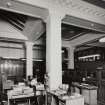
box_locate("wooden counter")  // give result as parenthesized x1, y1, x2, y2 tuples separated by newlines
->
(73, 82, 98, 90)
(47, 90, 84, 105)
(73, 82, 98, 105)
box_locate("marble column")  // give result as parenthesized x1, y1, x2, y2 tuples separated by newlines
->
(68, 46, 75, 69)
(25, 41, 34, 77)
(46, 11, 65, 90)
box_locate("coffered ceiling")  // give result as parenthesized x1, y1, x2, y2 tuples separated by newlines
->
(75, 39, 105, 52)
(0, 10, 27, 31)
(83, 0, 105, 9)
(0, 0, 105, 51)
(0, 9, 93, 43)
(0, 9, 45, 42)
(62, 24, 91, 41)
(0, 9, 105, 50)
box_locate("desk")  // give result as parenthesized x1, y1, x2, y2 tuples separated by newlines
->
(7, 84, 45, 105)
(7, 92, 34, 105)
(7, 89, 45, 105)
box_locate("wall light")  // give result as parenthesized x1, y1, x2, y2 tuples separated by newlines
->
(78, 54, 100, 59)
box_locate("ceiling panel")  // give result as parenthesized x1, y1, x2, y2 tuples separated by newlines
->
(86, 40, 105, 48)
(62, 23, 90, 41)
(75, 38, 105, 52)
(0, 9, 45, 42)
(0, 9, 27, 31)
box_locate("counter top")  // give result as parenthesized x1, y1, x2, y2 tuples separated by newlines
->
(58, 93, 83, 101)
(48, 90, 83, 101)
(73, 82, 98, 90)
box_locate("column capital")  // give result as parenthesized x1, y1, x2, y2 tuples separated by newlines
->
(67, 45, 75, 51)
(25, 41, 34, 47)
(45, 9, 65, 23)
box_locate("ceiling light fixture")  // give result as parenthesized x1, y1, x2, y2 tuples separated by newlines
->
(99, 37, 105, 42)
(102, 0, 105, 2)
(78, 54, 100, 59)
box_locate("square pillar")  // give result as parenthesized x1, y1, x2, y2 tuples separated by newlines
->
(68, 46, 75, 69)
(46, 11, 64, 90)
(25, 41, 34, 77)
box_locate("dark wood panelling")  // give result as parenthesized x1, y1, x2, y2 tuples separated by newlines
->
(76, 61, 105, 71)
(33, 61, 45, 83)
(0, 59, 26, 91)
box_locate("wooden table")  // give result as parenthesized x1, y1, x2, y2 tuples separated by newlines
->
(7, 89, 45, 105)
(7, 92, 34, 105)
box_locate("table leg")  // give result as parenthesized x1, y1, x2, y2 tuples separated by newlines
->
(8, 98, 9, 105)
(29, 99, 31, 105)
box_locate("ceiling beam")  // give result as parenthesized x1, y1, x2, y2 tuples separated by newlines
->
(69, 33, 105, 46)
(62, 40, 70, 48)
(86, 43, 105, 48)
(0, 0, 48, 20)
(83, 0, 105, 9)
(75, 46, 93, 52)
(62, 15, 105, 33)
(22, 17, 45, 42)
(0, 19, 28, 41)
